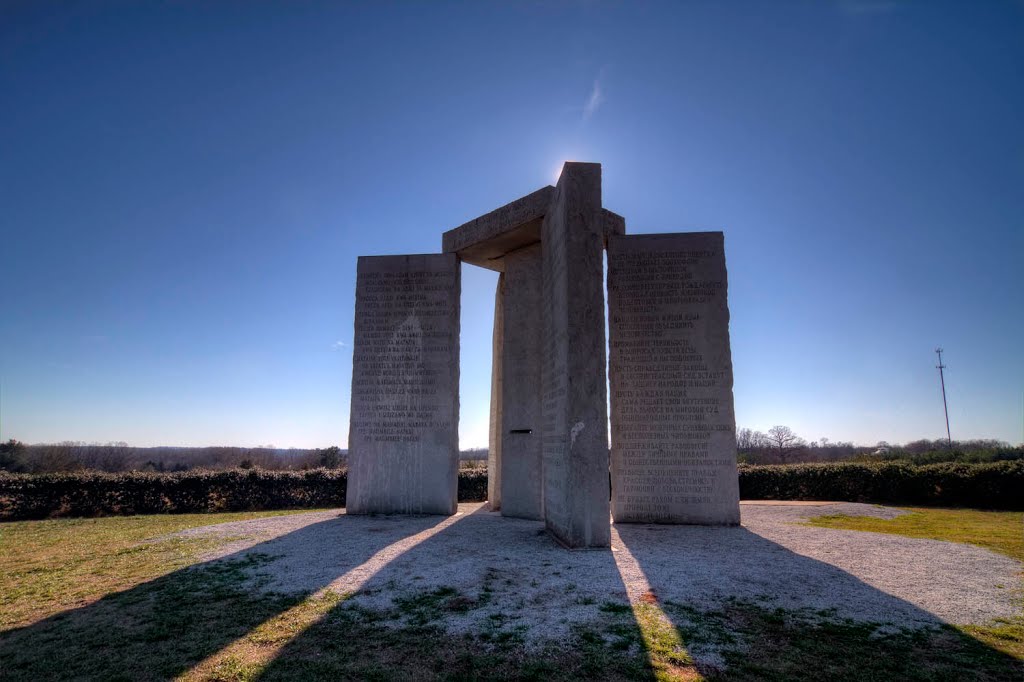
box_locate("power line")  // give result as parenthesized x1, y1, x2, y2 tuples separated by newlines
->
(935, 348, 952, 448)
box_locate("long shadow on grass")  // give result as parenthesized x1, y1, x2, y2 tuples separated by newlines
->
(615, 522, 1023, 681)
(250, 508, 1021, 680)
(0, 511, 453, 681)
(254, 505, 657, 681)
(5, 507, 1018, 681)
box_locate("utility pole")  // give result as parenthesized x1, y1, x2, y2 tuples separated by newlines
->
(935, 348, 952, 448)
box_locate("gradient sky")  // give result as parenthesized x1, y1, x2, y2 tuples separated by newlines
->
(2, 1, 1022, 448)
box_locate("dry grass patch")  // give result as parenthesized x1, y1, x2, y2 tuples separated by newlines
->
(0, 510, 319, 629)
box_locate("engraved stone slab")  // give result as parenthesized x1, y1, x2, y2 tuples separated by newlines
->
(347, 254, 460, 515)
(608, 232, 740, 525)
(541, 162, 611, 548)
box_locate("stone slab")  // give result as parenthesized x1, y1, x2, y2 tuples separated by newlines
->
(499, 243, 544, 520)
(603, 209, 626, 244)
(488, 273, 504, 510)
(442, 182, 625, 272)
(607, 232, 740, 525)
(347, 253, 461, 515)
(442, 187, 553, 271)
(540, 162, 611, 548)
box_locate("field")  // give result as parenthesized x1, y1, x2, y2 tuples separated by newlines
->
(0, 505, 1021, 681)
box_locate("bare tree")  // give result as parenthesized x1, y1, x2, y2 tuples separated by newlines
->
(737, 428, 767, 451)
(766, 425, 806, 464)
(737, 428, 755, 451)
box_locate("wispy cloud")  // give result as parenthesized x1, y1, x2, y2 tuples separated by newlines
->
(583, 77, 604, 121)
(331, 340, 348, 350)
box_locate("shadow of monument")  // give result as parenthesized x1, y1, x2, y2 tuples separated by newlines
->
(253, 505, 657, 680)
(0, 512, 452, 681)
(239, 510, 1023, 680)
(614, 524, 1023, 680)
(2, 510, 1019, 681)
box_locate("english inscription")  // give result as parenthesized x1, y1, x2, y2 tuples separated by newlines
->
(608, 233, 740, 525)
(347, 253, 460, 515)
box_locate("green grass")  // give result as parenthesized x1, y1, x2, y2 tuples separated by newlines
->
(804, 507, 1024, 562)
(804, 506, 1024, 662)
(680, 601, 1022, 681)
(0, 510, 319, 629)
(0, 510, 1021, 680)
(581, 596, 1023, 681)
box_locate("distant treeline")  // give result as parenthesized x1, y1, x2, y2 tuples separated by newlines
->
(0, 440, 490, 474)
(851, 439, 1024, 465)
(1, 434, 1019, 474)
(737, 426, 1023, 466)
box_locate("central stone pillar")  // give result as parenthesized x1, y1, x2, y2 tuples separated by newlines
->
(499, 243, 544, 520)
(440, 171, 622, 544)
(488, 274, 504, 510)
(540, 162, 610, 548)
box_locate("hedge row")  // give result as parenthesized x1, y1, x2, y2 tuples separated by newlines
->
(0, 461, 1019, 520)
(0, 469, 489, 521)
(737, 460, 1024, 510)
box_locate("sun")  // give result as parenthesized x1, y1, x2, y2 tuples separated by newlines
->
(550, 160, 570, 184)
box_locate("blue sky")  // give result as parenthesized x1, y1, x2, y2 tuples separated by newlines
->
(2, 1, 1021, 448)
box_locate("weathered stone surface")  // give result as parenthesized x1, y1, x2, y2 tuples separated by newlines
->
(499, 244, 544, 520)
(488, 273, 504, 510)
(442, 187, 554, 271)
(441, 181, 625, 273)
(603, 209, 626, 244)
(607, 232, 740, 525)
(347, 254, 461, 515)
(541, 162, 611, 548)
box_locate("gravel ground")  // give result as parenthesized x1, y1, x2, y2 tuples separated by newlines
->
(170, 502, 1022, 642)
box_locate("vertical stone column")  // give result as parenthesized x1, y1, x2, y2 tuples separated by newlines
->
(607, 232, 740, 525)
(540, 162, 611, 548)
(488, 274, 505, 510)
(347, 253, 461, 515)
(500, 243, 544, 520)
